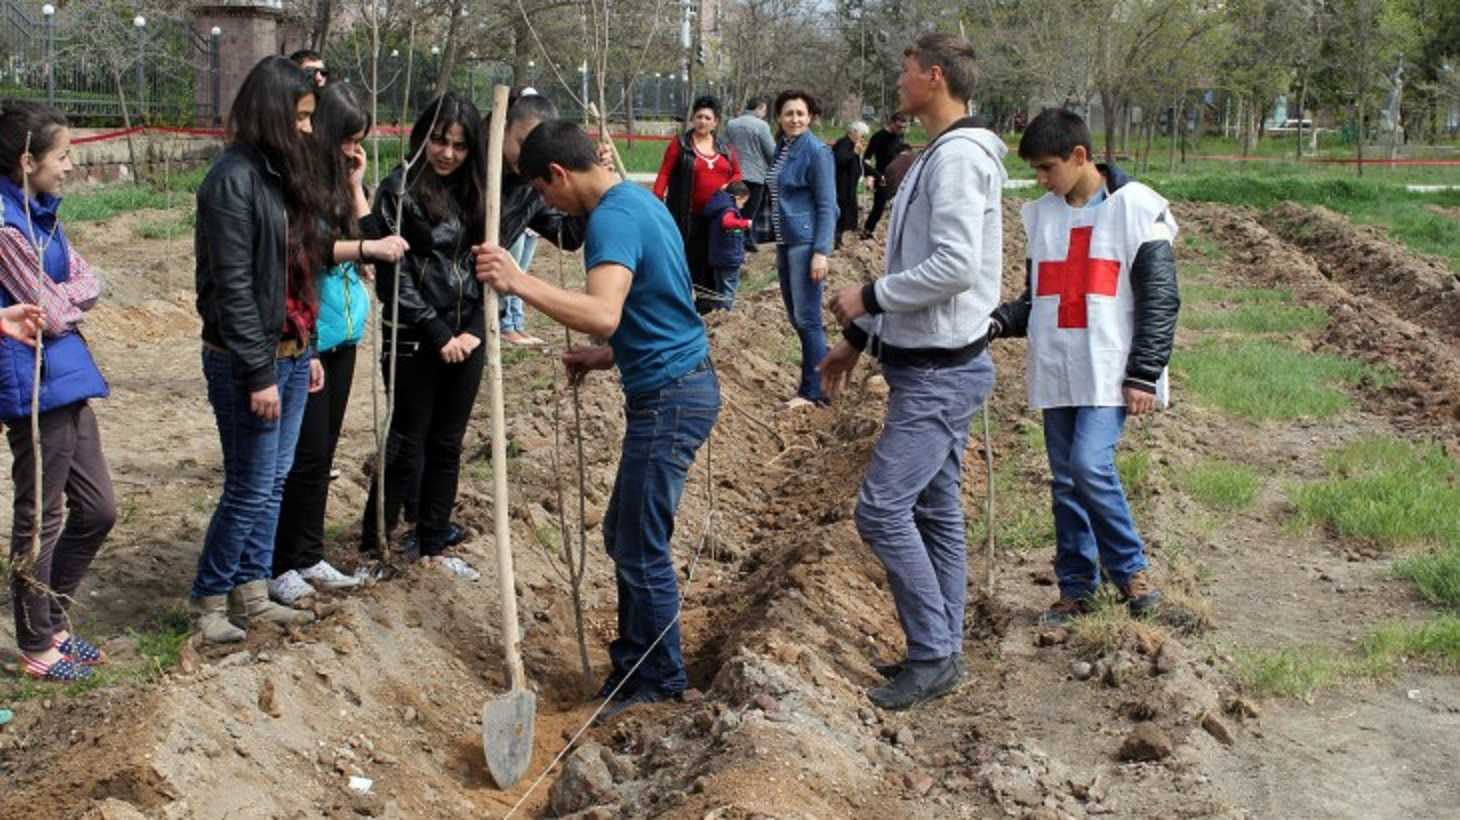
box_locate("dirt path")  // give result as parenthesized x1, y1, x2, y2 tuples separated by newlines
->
(0, 195, 1458, 819)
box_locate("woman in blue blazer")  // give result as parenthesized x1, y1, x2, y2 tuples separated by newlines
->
(768, 90, 837, 408)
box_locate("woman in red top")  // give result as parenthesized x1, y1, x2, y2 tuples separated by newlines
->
(653, 95, 741, 314)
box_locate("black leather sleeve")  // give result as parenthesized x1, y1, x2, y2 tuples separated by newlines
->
(1125, 239, 1180, 391)
(199, 168, 275, 391)
(532, 208, 587, 252)
(988, 259, 1033, 339)
(371, 180, 451, 350)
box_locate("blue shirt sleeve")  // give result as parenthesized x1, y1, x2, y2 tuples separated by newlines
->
(585, 197, 644, 273)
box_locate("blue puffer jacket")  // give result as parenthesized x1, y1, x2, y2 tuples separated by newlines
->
(703, 190, 747, 270)
(314, 261, 370, 352)
(773, 132, 838, 255)
(0, 178, 108, 422)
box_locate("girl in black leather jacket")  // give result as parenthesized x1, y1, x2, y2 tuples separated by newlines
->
(360, 94, 488, 577)
(191, 56, 327, 642)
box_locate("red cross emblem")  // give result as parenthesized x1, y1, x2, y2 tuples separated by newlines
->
(1036, 226, 1121, 329)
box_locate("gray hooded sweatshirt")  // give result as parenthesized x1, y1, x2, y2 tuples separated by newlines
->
(853, 124, 1007, 352)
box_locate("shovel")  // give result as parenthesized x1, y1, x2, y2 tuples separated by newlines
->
(478, 84, 536, 790)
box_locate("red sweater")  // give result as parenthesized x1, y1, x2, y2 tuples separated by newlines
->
(653, 138, 743, 215)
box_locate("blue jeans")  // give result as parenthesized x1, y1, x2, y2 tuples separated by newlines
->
(603, 362, 720, 697)
(193, 349, 311, 597)
(502, 233, 539, 333)
(1043, 406, 1148, 599)
(776, 242, 826, 402)
(712, 266, 740, 311)
(855, 354, 995, 661)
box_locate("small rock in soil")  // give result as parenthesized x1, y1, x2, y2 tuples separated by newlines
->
(681, 688, 704, 704)
(894, 727, 915, 748)
(858, 706, 877, 725)
(1225, 697, 1260, 721)
(1119, 724, 1173, 762)
(1201, 713, 1235, 746)
(258, 678, 282, 718)
(549, 743, 616, 816)
(402, 706, 417, 723)
(1155, 641, 1184, 675)
(902, 772, 935, 796)
(752, 693, 781, 715)
(1070, 661, 1093, 681)
(1036, 628, 1069, 647)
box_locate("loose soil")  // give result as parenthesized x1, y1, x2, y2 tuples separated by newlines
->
(0, 193, 1457, 819)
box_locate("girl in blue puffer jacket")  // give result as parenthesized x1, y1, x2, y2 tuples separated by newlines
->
(270, 83, 408, 605)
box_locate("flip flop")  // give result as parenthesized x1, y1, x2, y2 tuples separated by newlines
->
(55, 635, 106, 665)
(21, 654, 94, 682)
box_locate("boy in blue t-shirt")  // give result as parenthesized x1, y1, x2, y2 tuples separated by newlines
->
(475, 119, 718, 720)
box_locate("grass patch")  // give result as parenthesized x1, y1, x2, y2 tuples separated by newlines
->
(1234, 646, 1386, 699)
(1394, 549, 1460, 610)
(1180, 459, 1263, 511)
(60, 185, 171, 222)
(135, 210, 196, 241)
(1172, 338, 1388, 420)
(1362, 617, 1460, 672)
(0, 605, 191, 702)
(1183, 303, 1328, 334)
(1067, 588, 1168, 658)
(1182, 232, 1228, 261)
(1293, 437, 1460, 551)
(1116, 447, 1152, 500)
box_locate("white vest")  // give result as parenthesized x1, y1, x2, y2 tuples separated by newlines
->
(1021, 182, 1177, 410)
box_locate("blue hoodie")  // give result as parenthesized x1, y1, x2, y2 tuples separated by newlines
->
(703, 189, 747, 270)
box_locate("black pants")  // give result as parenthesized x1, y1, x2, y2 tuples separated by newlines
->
(864, 183, 892, 235)
(742, 181, 767, 247)
(362, 332, 484, 556)
(274, 344, 356, 574)
(687, 214, 716, 315)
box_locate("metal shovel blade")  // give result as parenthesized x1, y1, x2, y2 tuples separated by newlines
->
(482, 688, 537, 789)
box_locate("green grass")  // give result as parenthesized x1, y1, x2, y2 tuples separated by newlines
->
(1172, 339, 1389, 420)
(1237, 617, 1460, 699)
(1116, 447, 1152, 499)
(1183, 303, 1328, 334)
(1293, 437, 1460, 551)
(0, 605, 190, 702)
(1395, 550, 1460, 610)
(1181, 284, 1293, 305)
(1180, 459, 1263, 511)
(135, 210, 196, 240)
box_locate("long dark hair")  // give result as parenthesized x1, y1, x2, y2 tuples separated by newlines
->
(405, 93, 485, 244)
(313, 82, 372, 236)
(227, 56, 326, 312)
(0, 99, 68, 184)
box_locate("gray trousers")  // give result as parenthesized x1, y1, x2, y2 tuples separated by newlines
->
(855, 354, 995, 661)
(8, 402, 116, 653)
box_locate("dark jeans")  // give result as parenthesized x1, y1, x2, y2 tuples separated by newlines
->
(776, 242, 827, 403)
(687, 215, 716, 314)
(274, 344, 357, 574)
(864, 183, 892, 234)
(362, 331, 484, 556)
(604, 362, 720, 697)
(743, 182, 767, 247)
(8, 402, 116, 653)
(194, 349, 311, 598)
(855, 354, 995, 660)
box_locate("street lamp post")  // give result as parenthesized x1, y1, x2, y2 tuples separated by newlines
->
(134, 16, 146, 118)
(210, 26, 222, 124)
(654, 73, 662, 116)
(42, 4, 55, 108)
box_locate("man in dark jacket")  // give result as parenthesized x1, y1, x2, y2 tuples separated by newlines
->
(832, 122, 870, 249)
(860, 113, 908, 238)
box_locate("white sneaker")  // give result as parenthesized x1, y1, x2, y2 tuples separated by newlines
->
(783, 397, 816, 411)
(298, 560, 362, 590)
(268, 570, 316, 605)
(428, 555, 481, 582)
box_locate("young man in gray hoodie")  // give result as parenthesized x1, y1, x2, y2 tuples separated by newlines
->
(822, 32, 1007, 711)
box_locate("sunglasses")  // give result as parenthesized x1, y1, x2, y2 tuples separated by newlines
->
(306, 67, 330, 81)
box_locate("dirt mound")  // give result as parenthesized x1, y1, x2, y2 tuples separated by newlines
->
(1263, 203, 1460, 345)
(1180, 203, 1460, 432)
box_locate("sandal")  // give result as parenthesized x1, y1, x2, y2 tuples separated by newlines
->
(21, 654, 94, 682)
(54, 635, 106, 666)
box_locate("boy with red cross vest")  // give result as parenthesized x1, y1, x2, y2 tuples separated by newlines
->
(989, 108, 1180, 626)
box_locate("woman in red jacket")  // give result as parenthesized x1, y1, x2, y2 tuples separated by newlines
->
(653, 95, 741, 313)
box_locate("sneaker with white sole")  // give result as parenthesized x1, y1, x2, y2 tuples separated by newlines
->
(428, 555, 480, 581)
(298, 560, 362, 590)
(268, 570, 316, 605)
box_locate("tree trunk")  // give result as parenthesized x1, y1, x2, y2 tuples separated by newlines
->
(110, 66, 143, 184)
(1100, 88, 1118, 163)
(1294, 71, 1309, 160)
(625, 75, 636, 148)
(1168, 97, 1181, 173)
(311, 0, 334, 51)
(433, 0, 466, 97)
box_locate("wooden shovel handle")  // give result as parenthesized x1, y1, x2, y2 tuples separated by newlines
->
(483, 85, 525, 693)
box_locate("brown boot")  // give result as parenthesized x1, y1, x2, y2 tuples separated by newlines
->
(190, 595, 246, 644)
(227, 580, 315, 630)
(1038, 596, 1092, 626)
(1118, 571, 1162, 617)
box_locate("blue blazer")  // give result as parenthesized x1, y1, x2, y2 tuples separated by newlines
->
(774, 132, 838, 255)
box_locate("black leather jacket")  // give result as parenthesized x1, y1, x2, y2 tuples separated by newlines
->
(989, 164, 1180, 393)
(500, 170, 586, 253)
(195, 144, 299, 393)
(367, 167, 484, 351)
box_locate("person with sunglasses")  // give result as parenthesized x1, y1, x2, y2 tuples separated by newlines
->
(289, 49, 328, 88)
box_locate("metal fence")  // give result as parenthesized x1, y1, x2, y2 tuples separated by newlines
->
(1, 0, 220, 125)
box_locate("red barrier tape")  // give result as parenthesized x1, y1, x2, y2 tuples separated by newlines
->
(71, 125, 225, 145)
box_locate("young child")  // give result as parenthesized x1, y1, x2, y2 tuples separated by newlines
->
(703, 180, 752, 310)
(0, 100, 117, 680)
(989, 107, 1180, 625)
